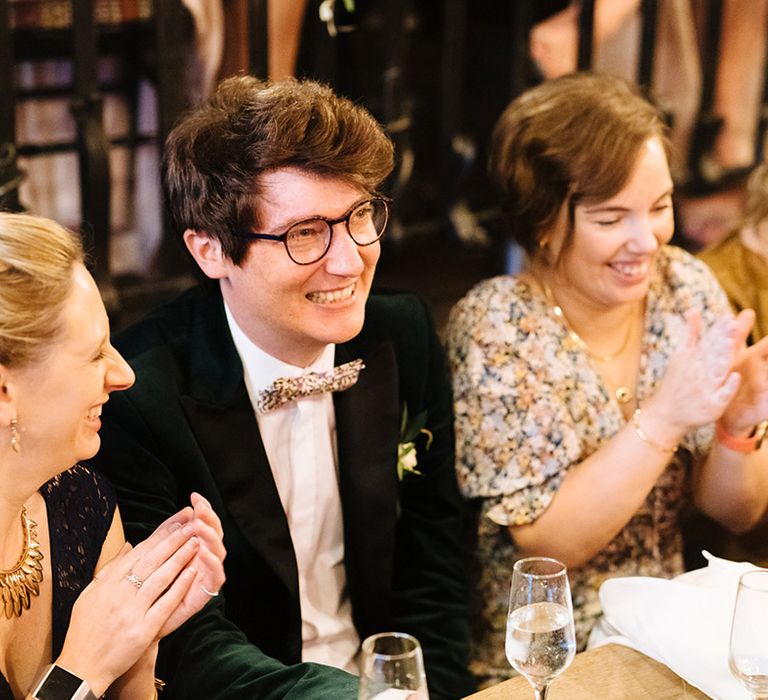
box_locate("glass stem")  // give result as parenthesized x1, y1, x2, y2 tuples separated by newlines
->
(533, 685, 550, 700)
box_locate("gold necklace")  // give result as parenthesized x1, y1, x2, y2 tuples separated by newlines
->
(541, 282, 636, 404)
(0, 506, 44, 618)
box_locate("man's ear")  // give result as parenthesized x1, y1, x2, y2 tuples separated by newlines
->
(183, 230, 230, 280)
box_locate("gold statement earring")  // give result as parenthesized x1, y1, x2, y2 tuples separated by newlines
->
(9, 418, 20, 453)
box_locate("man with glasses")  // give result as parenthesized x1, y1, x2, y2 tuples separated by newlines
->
(91, 76, 472, 699)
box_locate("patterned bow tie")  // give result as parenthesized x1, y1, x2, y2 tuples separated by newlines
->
(255, 358, 365, 414)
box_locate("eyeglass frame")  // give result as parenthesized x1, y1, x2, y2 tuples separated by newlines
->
(233, 195, 391, 265)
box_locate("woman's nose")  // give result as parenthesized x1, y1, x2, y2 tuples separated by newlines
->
(629, 214, 663, 252)
(106, 347, 135, 392)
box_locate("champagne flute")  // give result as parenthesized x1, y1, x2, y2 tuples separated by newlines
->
(358, 632, 429, 700)
(729, 569, 768, 699)
(506, 557, 576, 700)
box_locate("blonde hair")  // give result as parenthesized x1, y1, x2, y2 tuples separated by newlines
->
(0, 212, 84, 367)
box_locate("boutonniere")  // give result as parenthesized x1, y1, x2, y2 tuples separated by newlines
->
(397, 404, 433, 481)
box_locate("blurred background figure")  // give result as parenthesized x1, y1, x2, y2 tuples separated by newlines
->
(700, 162, 768, 345)
(696, 160, 768, 579)
(267, 0, 309, 79)
(7, 1, 767, 320)
(529, 0, 767, 176)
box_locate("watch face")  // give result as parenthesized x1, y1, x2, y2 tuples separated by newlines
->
(35, 666, 87, 699)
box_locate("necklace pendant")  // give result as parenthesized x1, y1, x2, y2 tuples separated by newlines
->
(615, 386, 634, 404)
(0, 507, 44, 619)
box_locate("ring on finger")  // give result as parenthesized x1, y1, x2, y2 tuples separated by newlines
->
(125, 572, 144, 589)
(201, 583, 219, 597)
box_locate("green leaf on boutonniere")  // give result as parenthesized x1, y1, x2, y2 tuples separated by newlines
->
(342, 0, 355, 12)
(397, 404, 433, 480)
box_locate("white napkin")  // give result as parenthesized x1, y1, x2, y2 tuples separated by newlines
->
(367, 689, 426, 699)
(593, 552, 758, 700)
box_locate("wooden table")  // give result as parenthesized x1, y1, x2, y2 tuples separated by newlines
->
(464, 644, 711, 699)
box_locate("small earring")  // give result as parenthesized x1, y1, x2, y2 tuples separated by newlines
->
(9, 418, 20, 453)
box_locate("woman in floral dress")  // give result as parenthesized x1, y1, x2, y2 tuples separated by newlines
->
(446, 73, 768, 688)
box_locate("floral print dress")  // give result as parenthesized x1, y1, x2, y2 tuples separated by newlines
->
(446, 245, 729, 685)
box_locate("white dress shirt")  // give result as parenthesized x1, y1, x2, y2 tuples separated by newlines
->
(224, 305, 360, 673)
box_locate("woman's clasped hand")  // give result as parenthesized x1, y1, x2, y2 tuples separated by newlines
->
(57, 496, 225, 698)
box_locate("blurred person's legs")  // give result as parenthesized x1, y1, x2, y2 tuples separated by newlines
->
(528, 0, 768, 177)
(268, 0, 309, 79)
(678, 1, 767, 247)
(653, 0, 702, 180)
(529, 0, 640, 79)
(711, 0, 768, 172)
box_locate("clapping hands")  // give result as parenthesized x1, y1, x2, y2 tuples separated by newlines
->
(154, 492, 226, 637)
(650, 308, 768, 440)
(55, 493, 225, 697)
(718, 310, 768, 435)
(648, 310, 742, 437)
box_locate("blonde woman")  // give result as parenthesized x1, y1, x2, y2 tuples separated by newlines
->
(700, 163, 768, 344)
(0, 212, 225, 699)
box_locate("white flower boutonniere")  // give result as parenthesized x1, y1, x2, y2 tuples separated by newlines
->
(397, 404, 433, 481)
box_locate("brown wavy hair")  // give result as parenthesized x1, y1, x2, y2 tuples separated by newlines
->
(489, 72, 671, 258)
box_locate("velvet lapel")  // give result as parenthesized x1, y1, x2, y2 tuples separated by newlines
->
(178, 293, 298, 601)
(334, 341, 400, 635)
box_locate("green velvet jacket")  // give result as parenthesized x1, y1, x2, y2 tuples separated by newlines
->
(90, 285, 473, 699)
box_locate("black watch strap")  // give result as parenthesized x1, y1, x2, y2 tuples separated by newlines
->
(30, 664, 98, 700)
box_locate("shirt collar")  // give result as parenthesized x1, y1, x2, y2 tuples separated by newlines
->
(223, 302, 336, 395)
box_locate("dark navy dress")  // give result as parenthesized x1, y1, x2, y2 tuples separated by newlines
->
(0, 465, 116, 698)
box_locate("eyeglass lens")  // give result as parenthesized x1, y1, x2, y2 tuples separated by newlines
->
(285, 199, 388, 264)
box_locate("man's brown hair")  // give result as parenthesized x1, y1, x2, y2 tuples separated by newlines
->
(163, 76, 395, 264)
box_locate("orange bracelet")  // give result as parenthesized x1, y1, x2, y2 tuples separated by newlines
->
(715, 419, 768, 453)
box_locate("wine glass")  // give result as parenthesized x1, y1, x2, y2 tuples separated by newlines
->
(729, 569, 768, 699)
(358, 632, 429, 699)
(505, 557, 576, 700)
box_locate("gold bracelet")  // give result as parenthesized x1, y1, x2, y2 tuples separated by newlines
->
(632, 409, 677, 454)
